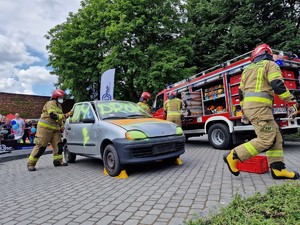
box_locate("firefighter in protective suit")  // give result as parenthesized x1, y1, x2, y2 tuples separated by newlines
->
(137, 92, 151, 113)
(27, 89, 71, 171)
(164, 91, 182, 127)
(224, 43, 299, 179)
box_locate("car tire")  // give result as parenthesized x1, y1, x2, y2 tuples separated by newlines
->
(208, 123, 232, 149)
(103, 144, 122, 177)
(63, 144, 76, 163)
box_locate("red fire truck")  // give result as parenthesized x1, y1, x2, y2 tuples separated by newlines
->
(151, 50, 300, 149)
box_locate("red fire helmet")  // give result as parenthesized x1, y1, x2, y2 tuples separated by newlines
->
(251, 43, 273, 61)
(51, 89, 65, 99)
(141, 92, 151, 99)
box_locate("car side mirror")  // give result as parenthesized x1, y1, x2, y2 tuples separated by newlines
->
(82, 118, 95, 123)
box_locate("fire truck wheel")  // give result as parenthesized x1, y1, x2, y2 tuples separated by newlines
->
(208, 123, 232, 149)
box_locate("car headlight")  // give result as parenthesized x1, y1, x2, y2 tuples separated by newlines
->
(125, 130, 148, 140)
(176, 126, 183, 135)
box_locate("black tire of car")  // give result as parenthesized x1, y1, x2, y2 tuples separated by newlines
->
(63, 144, 76, 163)
(208, 123, 232, 149)
(103, 144, 122, 177)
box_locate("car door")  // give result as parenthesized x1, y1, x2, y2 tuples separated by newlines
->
(65, 102, 99, 156)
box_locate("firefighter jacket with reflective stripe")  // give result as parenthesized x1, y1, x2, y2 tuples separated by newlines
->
(38, 100, 64, 130)
(137, 101, 151, 113)
(164, 98, 182, 116)
(239, 60, 294, 109)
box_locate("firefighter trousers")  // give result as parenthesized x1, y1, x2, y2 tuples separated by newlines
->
(166, 115, 182, 127)
(27, 125, 64, 166)
(234, 107, 284, 165)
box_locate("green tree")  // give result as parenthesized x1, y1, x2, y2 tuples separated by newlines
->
(46, 0, 196, 102)
(186, 0, 300, 71)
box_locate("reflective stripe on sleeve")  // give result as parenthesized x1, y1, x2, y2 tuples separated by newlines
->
(279, 90, 292, 100)
(268, 72, 282, 82)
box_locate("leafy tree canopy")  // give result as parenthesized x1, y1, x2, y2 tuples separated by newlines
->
(46, 0, 195, 102)
(46, 0, 300, 102)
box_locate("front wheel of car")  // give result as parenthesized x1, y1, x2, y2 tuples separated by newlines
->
(103, 144, 122, 177)
(64, 144, 76, 163)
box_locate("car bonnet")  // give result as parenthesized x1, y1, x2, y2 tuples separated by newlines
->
(107, 118, 176, 137)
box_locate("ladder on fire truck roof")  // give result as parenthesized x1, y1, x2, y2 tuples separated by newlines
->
(167, 49, 300, 91)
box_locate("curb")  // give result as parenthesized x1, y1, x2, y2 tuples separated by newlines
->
(284, 139, 300, 142)
(0, 149, 53, 163)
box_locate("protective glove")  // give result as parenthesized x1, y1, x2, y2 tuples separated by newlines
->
(240, 107, 250, 124)
(65, 111, 73, 118)
(241, 114, 250, 124)
(287, 102, 298, 119)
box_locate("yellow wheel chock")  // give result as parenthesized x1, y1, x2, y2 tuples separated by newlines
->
(175, 158, 183, 165)
(115, 170, 128, 179)
(103, 168, 128, 179)
(103, 167, 109, 175)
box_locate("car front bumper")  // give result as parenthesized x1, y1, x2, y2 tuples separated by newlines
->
(112, 135, 185, 164)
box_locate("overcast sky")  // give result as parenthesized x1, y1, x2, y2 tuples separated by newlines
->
(0, 0, 81, 96)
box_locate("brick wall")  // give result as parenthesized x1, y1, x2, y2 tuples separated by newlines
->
(0, 92, 75, 119)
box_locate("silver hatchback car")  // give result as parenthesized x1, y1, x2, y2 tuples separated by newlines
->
(63, 100, 185, 176)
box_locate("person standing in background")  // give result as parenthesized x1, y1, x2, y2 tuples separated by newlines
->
(11, 113, 25, 142)
(164, 91, 182, 127)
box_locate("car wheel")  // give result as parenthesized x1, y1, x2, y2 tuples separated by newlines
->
(208, 123, 232, 149)
(63, 143, 76, 163)
(103, 144, 122, 177)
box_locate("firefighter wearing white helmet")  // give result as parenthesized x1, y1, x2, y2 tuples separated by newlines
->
(27, 89, 71, 171)
(164, 91, 182, 127)
(137, 92, 151, 113)
(224, 43, 299, 179)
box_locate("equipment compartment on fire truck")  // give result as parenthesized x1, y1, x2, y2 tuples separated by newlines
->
(152, 50, 300, 149)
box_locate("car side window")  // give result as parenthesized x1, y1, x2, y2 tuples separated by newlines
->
(70, 103, 95, 123)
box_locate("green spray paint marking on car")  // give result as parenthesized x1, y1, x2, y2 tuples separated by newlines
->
(83, 127, 90, 146)
(71, 103, 93, 123)
(96, 102, 141, 115)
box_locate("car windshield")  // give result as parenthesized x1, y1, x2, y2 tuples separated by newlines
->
(94, 101, 152, 120)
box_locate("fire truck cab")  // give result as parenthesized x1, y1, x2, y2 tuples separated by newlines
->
(152, 50, 300, 149)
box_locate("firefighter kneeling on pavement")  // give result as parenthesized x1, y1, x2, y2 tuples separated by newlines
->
(164, 91, 182, 127)
(224, 43, 299, 180)
(27, 89, 72, 171)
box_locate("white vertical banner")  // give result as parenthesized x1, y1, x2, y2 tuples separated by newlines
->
(100, 69, 115, 100)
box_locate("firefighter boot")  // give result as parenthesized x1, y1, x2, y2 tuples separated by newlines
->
(270, 162, 299, 180)
(223, 149, 240, 176)
(53, 160, 68, 167)
(27, 165, 36, 171)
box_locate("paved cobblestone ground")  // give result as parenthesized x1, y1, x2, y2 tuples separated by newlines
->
(0, 137, 299, 225)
